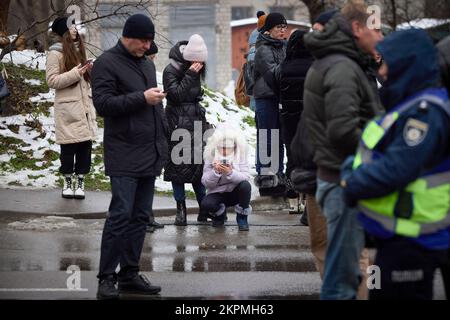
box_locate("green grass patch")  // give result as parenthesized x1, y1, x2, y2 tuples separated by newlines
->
(243, 115, 256, 127)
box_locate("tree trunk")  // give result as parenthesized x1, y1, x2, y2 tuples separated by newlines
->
(301, 0, 327, 25)
(0, 0, 11, 32)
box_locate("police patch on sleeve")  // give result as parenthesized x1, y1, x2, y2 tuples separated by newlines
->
(403, 118, 428, 147)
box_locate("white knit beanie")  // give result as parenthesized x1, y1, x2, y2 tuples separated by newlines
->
(182, 34, 208, 62)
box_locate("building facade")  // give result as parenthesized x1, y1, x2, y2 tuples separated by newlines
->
(83, 0, 310, 90)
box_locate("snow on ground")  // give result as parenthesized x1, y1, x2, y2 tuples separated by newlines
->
(8, 216, 78, 231)
(397, 18, 450, 30)
(1, 50, 259, 195)
(223, 80, 236, 100)
(3, 49, 47, 71)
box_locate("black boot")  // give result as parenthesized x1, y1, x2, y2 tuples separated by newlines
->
(118, 274, 161, 296)
(300, 206, 309, 226)
(197, 209, 211, 222)
(97, 275, 119, 300)
(174, 200, 187, 226)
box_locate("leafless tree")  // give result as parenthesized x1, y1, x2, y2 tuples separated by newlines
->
(1, 0, 156, 61)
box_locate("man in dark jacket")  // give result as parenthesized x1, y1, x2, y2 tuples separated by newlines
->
(303, 1, 384, 299)
(289, 9, 337, 278)
(91, 14, 168, 300)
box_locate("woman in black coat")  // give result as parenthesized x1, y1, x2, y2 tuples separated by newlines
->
(279, 29, 313, 187)
(163, 35, 209, 226)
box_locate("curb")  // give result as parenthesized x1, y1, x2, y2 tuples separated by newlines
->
(0, 196, 291, 220)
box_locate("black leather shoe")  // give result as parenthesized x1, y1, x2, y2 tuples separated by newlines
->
(118, 274, 161, 295)
(146, 225, 155, 233)
(97, 276, 119, 300)
(149, 221, 165, 229)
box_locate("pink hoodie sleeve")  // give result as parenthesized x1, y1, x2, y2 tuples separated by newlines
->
(201, 163, 222, 189)
(225, 162, 250, 184)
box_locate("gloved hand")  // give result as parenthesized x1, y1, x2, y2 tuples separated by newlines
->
(340, 155, 357, 208)
(340, 155, 355, 182)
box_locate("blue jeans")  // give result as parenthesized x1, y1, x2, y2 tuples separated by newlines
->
(315, 178, 365, 300)
(255, 98, 284, 175)
(172, 181, 206, 205)
(98, 176, 155, 281)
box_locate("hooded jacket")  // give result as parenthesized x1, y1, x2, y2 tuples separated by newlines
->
(253, 33, 286, 100)
(201, 125, 251, 194)
(91, 40, 169, 177)
(163, 41, 206, 184)
(343, 29, 450, 250)
(46, 42, 97, 145)
(302, 14, 383, 181)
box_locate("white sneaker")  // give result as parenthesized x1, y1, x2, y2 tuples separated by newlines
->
(74, 175, 85, 200)
(62, 175, 74, 199)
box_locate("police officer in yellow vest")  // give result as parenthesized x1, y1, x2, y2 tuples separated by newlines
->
(341, 29, 450, 300)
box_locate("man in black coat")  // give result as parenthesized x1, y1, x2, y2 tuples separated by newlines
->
(91, 14, 168, 300)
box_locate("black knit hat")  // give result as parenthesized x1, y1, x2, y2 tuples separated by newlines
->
(122, 14, 155, 40)
(313, 9, 339, 26)
(145, 41, 158, 56)
(51, 17, 73, 37)
(262, 12, 287, 32)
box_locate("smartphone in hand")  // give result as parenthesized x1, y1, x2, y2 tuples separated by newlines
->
(80, 59, 94, 68)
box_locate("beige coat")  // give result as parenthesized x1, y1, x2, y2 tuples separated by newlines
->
(46, 43, 97, 145)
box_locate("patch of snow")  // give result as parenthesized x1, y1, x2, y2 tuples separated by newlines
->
(397, 19, 450, 30)
(24, 79, 42, 86)
(8, 216, 78, 231)
(223, 80, 236, 100)
(231, 18, 311, 28)
(3, 49, 47, 70)
(0, 50, 267, 198)
(29, 90, 55, 103)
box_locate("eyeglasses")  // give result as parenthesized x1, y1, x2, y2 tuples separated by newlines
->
(275, 24, 288, 30)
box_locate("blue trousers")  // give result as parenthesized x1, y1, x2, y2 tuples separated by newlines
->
(316, 178, 365, 299)
(172, 181, 206, 205)
(255, 98, 284, 175)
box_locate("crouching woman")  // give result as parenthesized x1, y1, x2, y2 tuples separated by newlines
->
(201, 124, 252, 231)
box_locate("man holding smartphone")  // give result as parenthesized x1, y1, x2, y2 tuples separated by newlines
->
(91, 14, 169, 300)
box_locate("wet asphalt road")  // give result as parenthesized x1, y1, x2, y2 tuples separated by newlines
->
(0, 212, 322, 300)
(0, 212, 446, 300)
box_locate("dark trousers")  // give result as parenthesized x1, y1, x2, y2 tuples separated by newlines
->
(441, 249, 450, 299)
(97, 176, 155, 281)
(280, 111, 301, 178)
(59, 140, 92, 175)
(370, 237, 448, 300)
(255, 98, 284, 175)
(172, 181, 206, 205)
(201, 181, 251, 213)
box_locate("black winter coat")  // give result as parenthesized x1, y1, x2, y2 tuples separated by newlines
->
(163, 41, 206, 184)
(279, 31, 314, 176)
(253, 33, 286, 100)
(91, 40, 169, 177)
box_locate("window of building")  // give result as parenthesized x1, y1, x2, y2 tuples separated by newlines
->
(269, 6, 295, 20)
(232, 6, 253, 21)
